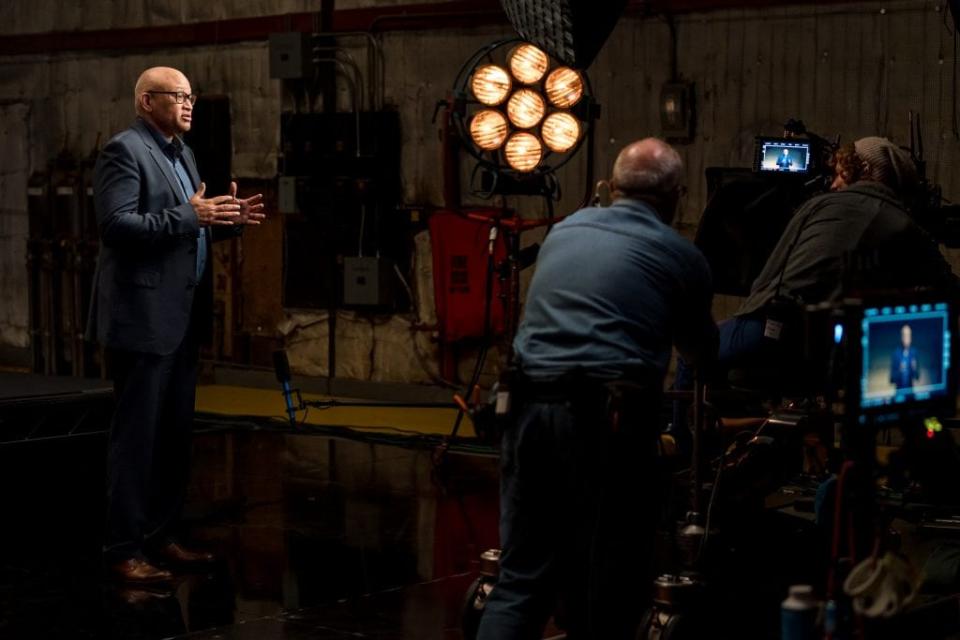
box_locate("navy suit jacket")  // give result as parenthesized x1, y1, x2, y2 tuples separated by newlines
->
(86, 119, 236, 355)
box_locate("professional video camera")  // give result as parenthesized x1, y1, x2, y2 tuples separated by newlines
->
(698, 113, 960, 299)
(695, 118, 839, 296)
(753, 118, 837, 187)
(637, 289, 960, 639)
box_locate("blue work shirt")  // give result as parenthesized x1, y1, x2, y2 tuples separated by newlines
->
(513, 198, 716, 381)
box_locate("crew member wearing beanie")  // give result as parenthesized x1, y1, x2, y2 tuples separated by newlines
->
(675, 135, 956, 399)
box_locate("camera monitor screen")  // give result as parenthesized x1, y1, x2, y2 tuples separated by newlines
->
(756, 138, 812, 174)
(860, 303, 953, 409)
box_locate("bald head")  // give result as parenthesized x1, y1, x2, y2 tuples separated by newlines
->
(134, 67, 189, 115)
(133, 66, 193, 139)
(610, 138, 684, 221)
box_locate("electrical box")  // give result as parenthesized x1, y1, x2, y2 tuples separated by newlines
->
(280, 111, 408, 312)
(278, 176, 299, 214)
(343, 257, 394, 308)
(269, 32, 311, 80)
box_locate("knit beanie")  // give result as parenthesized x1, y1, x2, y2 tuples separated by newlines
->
(853, 136, 918, 193)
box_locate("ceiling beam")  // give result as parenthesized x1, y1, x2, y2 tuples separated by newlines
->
(0, 0, 887, 57)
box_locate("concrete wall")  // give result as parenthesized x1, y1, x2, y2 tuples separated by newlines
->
(1, 0, 958, 381)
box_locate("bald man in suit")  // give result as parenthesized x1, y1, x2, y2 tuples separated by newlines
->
(88, 66, 264, 582)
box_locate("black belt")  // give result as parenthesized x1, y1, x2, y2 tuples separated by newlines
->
(513, 370, 660, 404)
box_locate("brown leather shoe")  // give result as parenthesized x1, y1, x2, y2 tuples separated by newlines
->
(153, 542, 215, 566)
(110, 558, 173, 583)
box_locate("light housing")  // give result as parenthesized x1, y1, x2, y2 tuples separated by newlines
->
(469, 109, 509, 150)
(541, 112, 580, 153)
(453, 39, 595, 178)
(470, 64, 512, 106)
(506, 89, 546, 129)
(545, 67, 584, 108)
(504, 133, 543, 172)
(508, 44, 549, 84)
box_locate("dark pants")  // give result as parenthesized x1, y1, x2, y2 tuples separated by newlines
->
(477, 389, 660, 640)
(103, 328, 199, 563)
(671, 314, 768, 444)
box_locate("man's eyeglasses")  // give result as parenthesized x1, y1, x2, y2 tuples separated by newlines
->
(146, 90, 197, 105)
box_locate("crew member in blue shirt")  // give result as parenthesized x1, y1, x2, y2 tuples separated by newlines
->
(477, 138, 717, 640)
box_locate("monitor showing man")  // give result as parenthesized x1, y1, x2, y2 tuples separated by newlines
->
(860, 304, 952, 408)
(757, 138, 811, 173)
(675, 136, 958, 434)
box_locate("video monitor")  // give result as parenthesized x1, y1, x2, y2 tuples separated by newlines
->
(860, 303, 953, 410)
(754, 137, 812, 174)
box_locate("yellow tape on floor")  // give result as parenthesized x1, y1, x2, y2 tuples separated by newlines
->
(195, 385, 475, 437)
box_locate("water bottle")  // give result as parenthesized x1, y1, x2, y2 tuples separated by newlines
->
(781, 584, 818, 640)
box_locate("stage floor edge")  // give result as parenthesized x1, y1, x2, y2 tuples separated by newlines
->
(195, 384, 476, 438)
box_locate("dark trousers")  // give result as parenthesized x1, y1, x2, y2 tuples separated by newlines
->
(477, 392, 660, 640)
(103, 328, 199, 563)
(671, 314, 768, 446)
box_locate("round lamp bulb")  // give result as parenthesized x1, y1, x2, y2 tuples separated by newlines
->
(504, 132, 543, 173)
(506, 89, 546, 129)
(541, 112, 580, 153)
(508, 44, 549, 84)
(544, 67, 584, 108)
(469, 110, 509, 151)
(470, 65, 512, 106)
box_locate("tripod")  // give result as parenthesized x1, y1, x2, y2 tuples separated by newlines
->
(437, 207, 558, 457)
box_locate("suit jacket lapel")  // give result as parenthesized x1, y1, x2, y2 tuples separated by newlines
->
(133, 121, 188, 205)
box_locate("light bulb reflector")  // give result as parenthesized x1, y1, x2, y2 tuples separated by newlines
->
(508, 44, 549, 84)
(469, 109, 509, 150)
(506, 89, 546, 129)
(541, 112, 580, 153)
(544, 67, 584, 108)
(470, 65, 512, 106)
(504, 132, 543, 173)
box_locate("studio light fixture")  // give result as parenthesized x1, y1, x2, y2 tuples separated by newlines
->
(452, 39, 595, 181)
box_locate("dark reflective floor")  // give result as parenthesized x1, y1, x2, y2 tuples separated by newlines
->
(0, 401, 501, 639)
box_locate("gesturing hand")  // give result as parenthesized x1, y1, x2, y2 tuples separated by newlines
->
(190, 182, 240, 226)
(229, 181, 266, 226)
